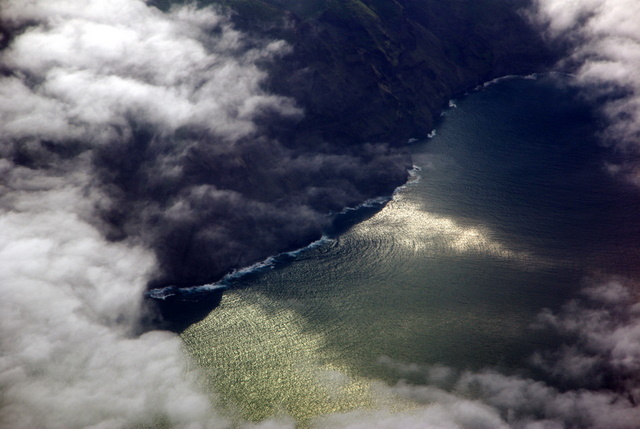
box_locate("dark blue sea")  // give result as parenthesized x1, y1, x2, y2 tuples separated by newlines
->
(181, 75, 640, 423)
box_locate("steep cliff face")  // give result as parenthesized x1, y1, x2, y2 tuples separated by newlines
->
(207, 0, 555, 145)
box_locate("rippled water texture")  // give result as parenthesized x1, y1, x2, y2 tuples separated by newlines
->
(181, 75, 640, 424)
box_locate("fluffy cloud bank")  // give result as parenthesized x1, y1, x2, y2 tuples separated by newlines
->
(0, 154, 225, 428)
(0, 0, 297, 426)
(0, 0, 296, 144)
(529, 0, 640, 183)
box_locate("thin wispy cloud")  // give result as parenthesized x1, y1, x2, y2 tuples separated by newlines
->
(353, 280, 640, 429)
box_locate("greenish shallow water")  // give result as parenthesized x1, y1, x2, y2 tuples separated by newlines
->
(181, 75, 640, 424)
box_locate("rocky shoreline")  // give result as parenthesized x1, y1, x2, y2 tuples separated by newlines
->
(133, 0, 556, 292)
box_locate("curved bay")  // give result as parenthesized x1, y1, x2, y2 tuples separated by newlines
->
(182, 75, 640, 423)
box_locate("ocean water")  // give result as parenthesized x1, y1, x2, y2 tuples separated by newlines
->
(181, 75, 640, 423)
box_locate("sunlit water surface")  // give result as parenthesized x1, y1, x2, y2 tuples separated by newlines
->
(181, 75, 640, 424)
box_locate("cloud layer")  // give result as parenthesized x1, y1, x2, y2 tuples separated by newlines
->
(529, 0, 640, 183)
(0, 151, 224, 427)
(0, 0, 296, 143)
(324, 280, 640, 429)
(2, 0, 638, 427)
(0, 0, 298, 426)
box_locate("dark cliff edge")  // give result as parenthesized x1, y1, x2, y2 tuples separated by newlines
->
(152, 0, 556, 144)
(261, 0, 555, 145)
(140, 0, 556, 329)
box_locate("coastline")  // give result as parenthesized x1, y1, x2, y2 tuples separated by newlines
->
(147, 72, 556, 329)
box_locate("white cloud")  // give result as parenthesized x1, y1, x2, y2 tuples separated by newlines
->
(0, 175, 228, 428)
(0, 0, 300, 426)
(0, 0, 299, 146)
(529, 0, 640, 182)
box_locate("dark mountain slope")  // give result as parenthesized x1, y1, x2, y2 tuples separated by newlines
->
(209, 0, 555, 144)
(116, 0, 555, 292)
